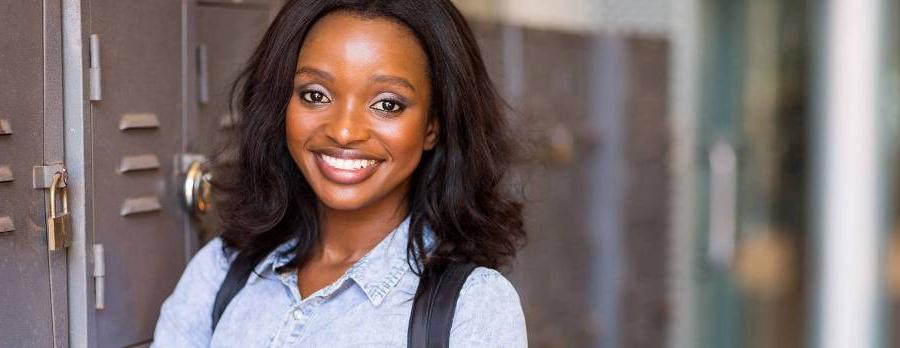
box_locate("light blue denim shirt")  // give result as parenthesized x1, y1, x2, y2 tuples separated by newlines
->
(152, 218, 527, 347)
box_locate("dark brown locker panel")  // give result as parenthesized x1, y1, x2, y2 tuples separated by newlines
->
(0, 1, 56, 347)
(507, 28, 596, 347)
(87, 1, 188, 346)
(467, 22, 601, 345)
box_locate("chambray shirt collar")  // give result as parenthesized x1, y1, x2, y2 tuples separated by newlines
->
(247, 216, 432, 306)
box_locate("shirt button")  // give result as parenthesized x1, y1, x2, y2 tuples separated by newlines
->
(292, 308, 303, 320)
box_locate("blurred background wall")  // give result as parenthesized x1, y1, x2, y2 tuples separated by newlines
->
(454, 1, 672, 347)
(1, 0, 899, 347)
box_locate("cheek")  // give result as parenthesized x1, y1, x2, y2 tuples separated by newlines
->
(382, 119, 429, 170)
(284, 100, 314, 165)
(285, 99, 311, 144)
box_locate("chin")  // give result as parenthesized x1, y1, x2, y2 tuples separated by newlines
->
(313, 187, 376, 211)
(317, 198, 368, 211)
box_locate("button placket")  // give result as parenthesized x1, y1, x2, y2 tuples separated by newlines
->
(283, 306, 306, 346)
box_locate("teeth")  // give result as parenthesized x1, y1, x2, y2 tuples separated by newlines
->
(321, 154, 377, 170)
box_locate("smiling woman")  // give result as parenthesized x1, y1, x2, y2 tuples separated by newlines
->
(288, 13, 436, 213)
(151, 1, 526, 347)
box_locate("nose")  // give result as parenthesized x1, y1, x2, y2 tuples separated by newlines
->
(324, 101, 370, 146)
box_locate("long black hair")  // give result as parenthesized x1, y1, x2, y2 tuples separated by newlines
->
(215, 0, 524, 282)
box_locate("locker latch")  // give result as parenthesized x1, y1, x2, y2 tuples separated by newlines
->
(33, 163, 66, 189)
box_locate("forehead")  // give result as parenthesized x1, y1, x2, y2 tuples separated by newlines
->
(296, 12, 429, 84)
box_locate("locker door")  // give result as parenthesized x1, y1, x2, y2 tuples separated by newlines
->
(185, 1, 275, 241)
(0, 1, 67, 347)
(194, 2, 272, 158)
(86, 1, 188, 346)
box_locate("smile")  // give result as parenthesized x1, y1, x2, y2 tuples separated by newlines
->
(313, 151, 383, 185)
(320, 154, 379, 170)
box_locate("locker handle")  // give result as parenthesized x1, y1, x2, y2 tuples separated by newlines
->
(183, 160, 213, 216)
(707, 140, 737, 269)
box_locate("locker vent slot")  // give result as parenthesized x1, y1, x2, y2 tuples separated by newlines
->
(118, 154, 161, 173)
(219, 112, 238, 129)
(0, 216, 14, 233)
(0, 165, 12, 182)
(120, 196, 162, 216)
(119, 113, 160, 130)
(0, 119, 11, 135)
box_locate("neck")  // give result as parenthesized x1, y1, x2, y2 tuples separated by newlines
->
(315, 195, 409, 264)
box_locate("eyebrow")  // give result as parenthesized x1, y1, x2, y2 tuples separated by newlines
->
(370, 74, 417, 92)
(295, 67, 417, 93)
(295, 67, 334, 82)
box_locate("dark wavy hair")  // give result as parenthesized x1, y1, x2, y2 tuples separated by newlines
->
(214, 0, 524, 284)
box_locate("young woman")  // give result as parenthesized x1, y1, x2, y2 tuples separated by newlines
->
(153, 0, 526, 346)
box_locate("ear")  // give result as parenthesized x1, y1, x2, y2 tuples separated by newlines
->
(423, 116, 439, 151)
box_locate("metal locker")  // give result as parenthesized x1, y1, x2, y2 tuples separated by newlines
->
(84, 1, 188, 346)
(0, 0, 68, 347)
(51, 1, 280, 346)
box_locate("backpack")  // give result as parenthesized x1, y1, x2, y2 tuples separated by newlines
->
(211, 259, 477, 348)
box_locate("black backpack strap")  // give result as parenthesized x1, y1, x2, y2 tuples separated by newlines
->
(407, 261, 479, 348)
(211, 251, 262, 331)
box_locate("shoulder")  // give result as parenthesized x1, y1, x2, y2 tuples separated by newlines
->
(190, 237, 233, 275)
(170, 237, 233, 291)
(458, 267, 519, 302)
(450, 267, 528, 347)
(152, 238, 232, 347)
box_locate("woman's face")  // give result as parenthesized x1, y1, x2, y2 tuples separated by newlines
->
(286, 12, 436, 212)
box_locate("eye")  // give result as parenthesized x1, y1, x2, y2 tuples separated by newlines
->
(370, 99, 405, 113)
(299, 90, 330, 104)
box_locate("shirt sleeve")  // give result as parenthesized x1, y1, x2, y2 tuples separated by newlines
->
(449, 267, 528, 348)
(151, 237, 231, 348)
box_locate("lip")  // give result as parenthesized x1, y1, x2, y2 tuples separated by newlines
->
(311, 148, 384, 185)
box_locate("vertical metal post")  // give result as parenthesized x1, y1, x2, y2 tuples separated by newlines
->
(62, 0, 97, 346)
(667, 0, 702, 346)
(813, 0, 885, 346)
(589, 36, 627, 348)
